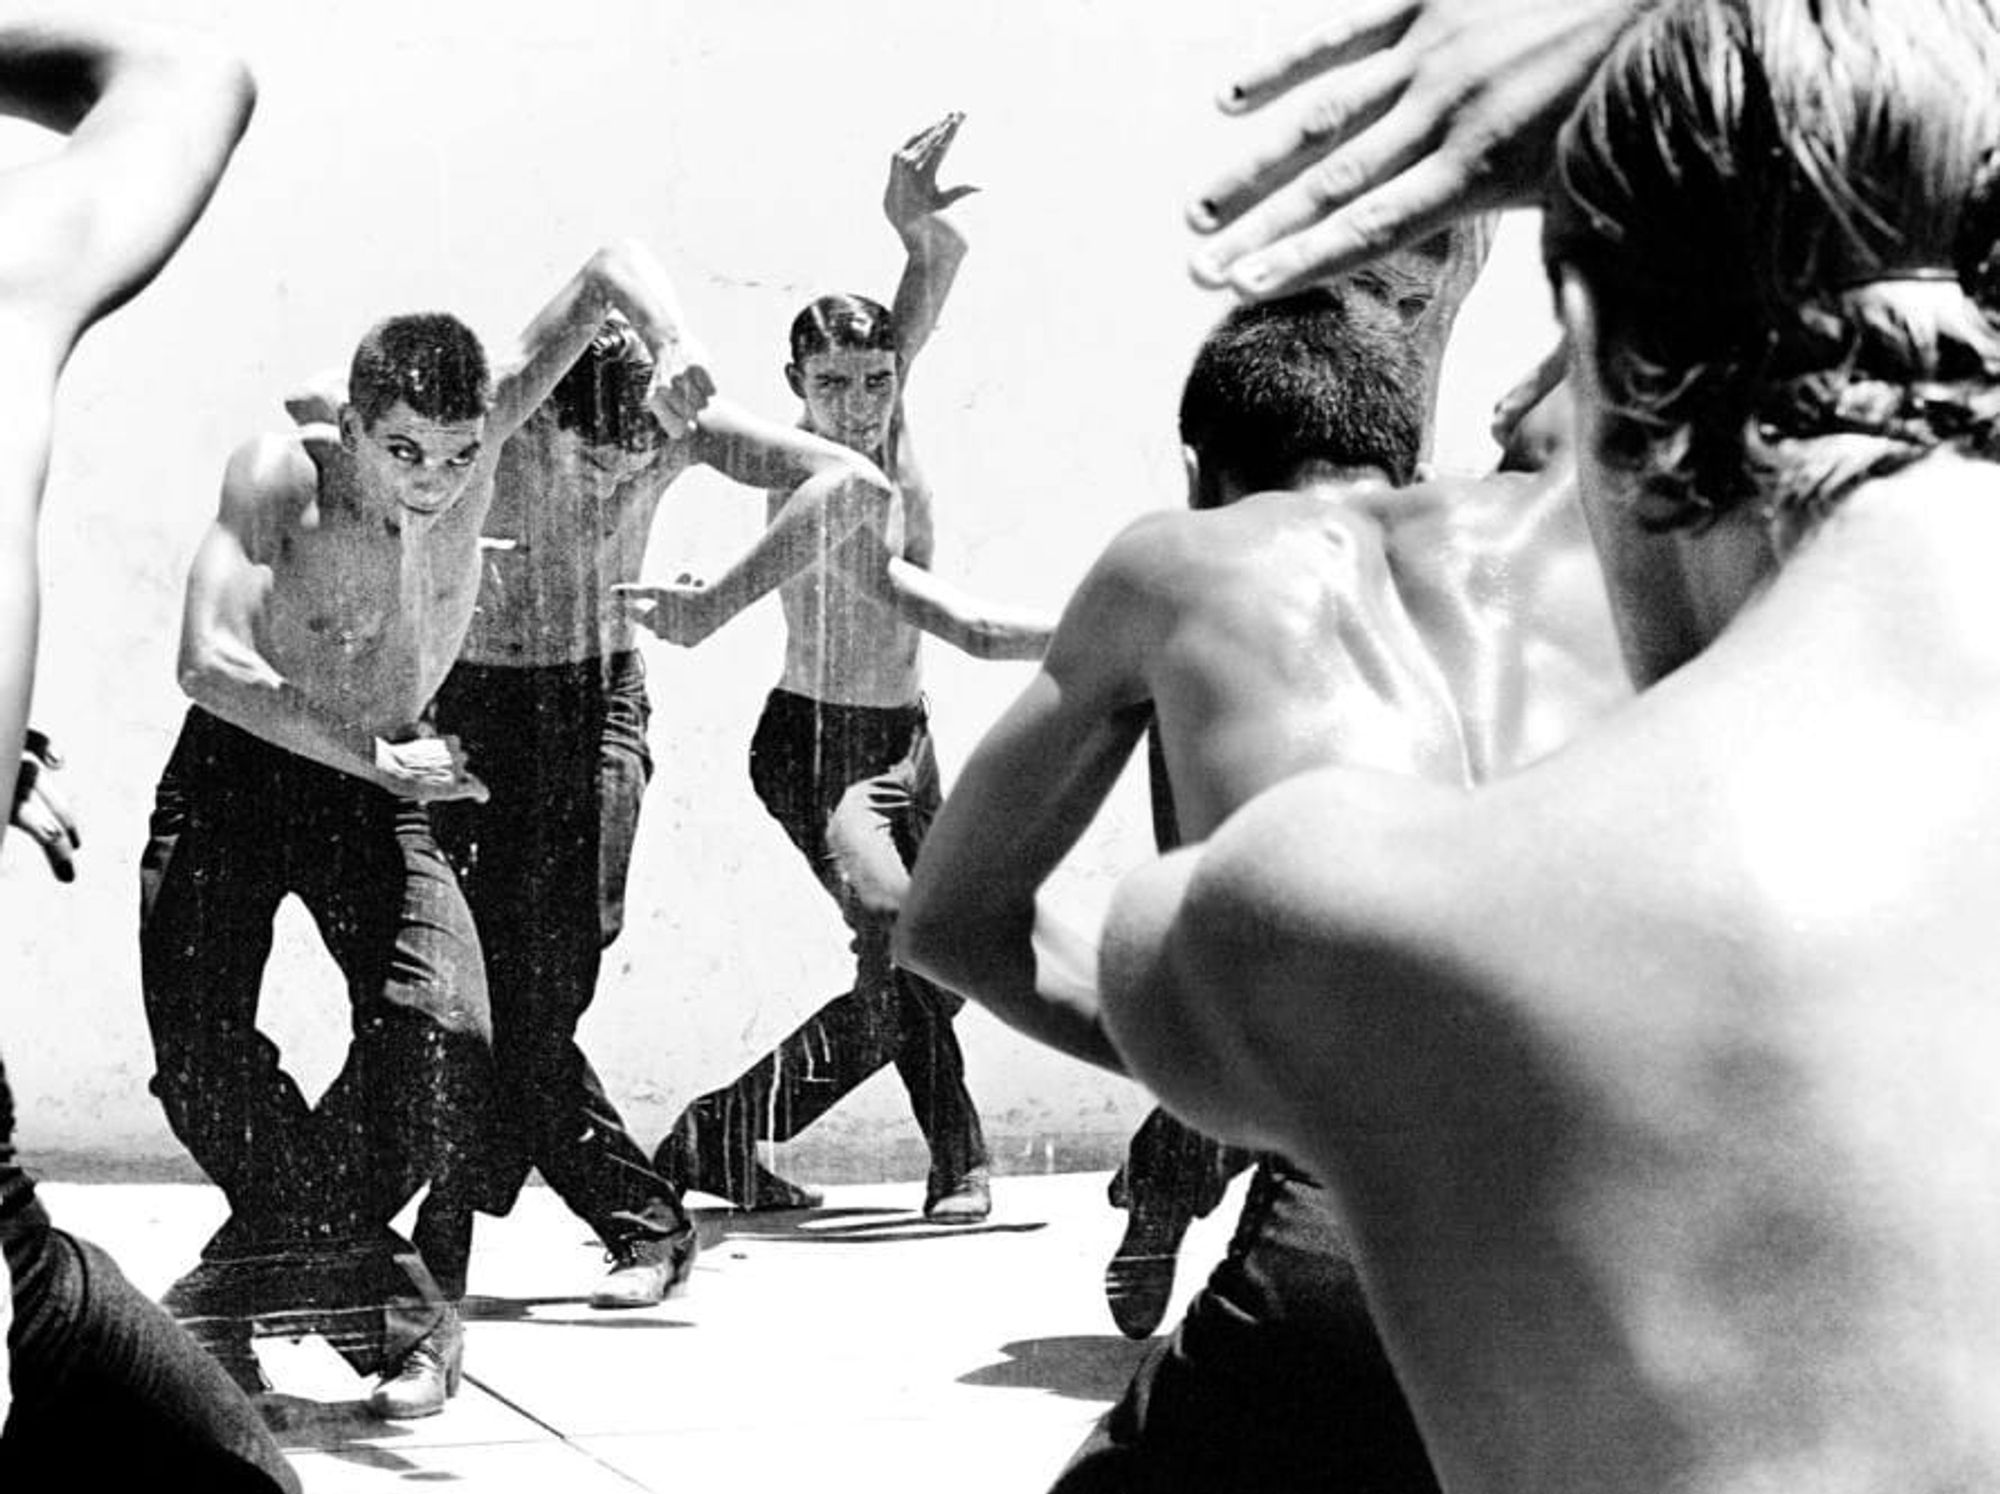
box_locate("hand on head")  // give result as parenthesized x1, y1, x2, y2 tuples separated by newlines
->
(1187, 0, 1649, 298)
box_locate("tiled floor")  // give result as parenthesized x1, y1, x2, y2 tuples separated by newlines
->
(36, 1170, 1245, 1492)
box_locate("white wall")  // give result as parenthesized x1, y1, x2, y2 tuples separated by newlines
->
(0, 0, 1557, 1181)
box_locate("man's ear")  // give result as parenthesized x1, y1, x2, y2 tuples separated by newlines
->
(784, 363, 805, 400)
(1181, 444, 1204, 510)
(338, 405, 362, 450)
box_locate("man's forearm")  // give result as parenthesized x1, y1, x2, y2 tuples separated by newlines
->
(179, 654, 381, 786)
(885, 557, 1053, 660)
(692, 466, 887, 635)
(901, 894, 1126, 1074)
(891, 220, 967, 370)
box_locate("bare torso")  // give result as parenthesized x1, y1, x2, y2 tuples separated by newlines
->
(1382, 466, 1628, 777)
(1144, 486, 1476, 837)
(250, 430, 487, 734)
(461, 414, 697, 666)
(1183, 457, 2000, 1494)
(773, 435, 921, 707)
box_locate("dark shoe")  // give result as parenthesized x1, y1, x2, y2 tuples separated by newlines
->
(589, 1227, 700, 1309)
(737, 1161, 824, 1212)
(1103, 1205, 1193, 1339)
(368, 1308, 463, 1419)
(923, 1166, 992, 1224)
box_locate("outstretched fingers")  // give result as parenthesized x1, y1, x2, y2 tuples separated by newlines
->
(1215, 0, 1421, 116)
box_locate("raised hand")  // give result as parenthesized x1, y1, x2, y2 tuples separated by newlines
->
(646, 332, 717, 441)
(885, 110, 979, 238)
(10, 729, 80, 882)
(1188, 0, 1649, 298)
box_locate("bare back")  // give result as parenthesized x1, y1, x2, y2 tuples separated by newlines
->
(1382, 467, 1628, 778)
(1146, 486, 1475, 835)
(1149, 456, 2000, 1493)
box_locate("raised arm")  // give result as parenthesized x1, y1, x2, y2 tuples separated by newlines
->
(0, 14, 252, 844)
(484, 238, 715, 447)
(898, 519, 1177, 1071)
(175, 437, 481, 801)
(0, 15, 254, 352)
(1186, 0, 1652, 298)
(884, 112, 976, 379)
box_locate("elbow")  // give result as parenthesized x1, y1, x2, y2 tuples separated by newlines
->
(175, 651, 218, 708)
(214, 50, 258, 132)
(582, 237, 649, 306)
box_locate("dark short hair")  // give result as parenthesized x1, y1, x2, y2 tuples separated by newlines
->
(548, 315, 657, 443)
(348, 313, 491, 428)
(789, 293, 901, 365)
(1177, 287, 1423, 500)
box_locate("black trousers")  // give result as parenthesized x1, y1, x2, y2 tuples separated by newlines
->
(658, 689, 987, 1197)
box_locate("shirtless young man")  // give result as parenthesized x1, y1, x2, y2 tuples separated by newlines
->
(138, 246, 711, 1419)
(1102, 2, 2000, 1490)
(394, 281, 896, 1312)
(0, 15, 287, 1488)
(1100, 222, 1499, 1341)
(623, 115, 1052, 1222)
(899, 275, 1619, 1489)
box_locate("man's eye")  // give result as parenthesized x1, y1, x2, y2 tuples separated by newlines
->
(390, 446, 421, 464)
(1399, 297, 1431, 320)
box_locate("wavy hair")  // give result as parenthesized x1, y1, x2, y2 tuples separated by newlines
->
(1544, 0, 2000, 545)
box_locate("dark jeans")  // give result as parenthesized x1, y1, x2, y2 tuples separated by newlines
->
(2, 1050, 297, 1489)
(658, 689, 986, 1197)
(425, 654, 687, 1290)
(1109, 1108, 1255, 1225)
(138, 708, 491, 1371)
(1052, 1161, 1438, 1494)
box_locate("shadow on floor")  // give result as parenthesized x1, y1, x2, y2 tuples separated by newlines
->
(958, 1335, 1153, 1402)
(710, 1208, 1050, 1244)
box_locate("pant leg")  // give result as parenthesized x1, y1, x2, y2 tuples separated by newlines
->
(276, 783, 481, 1368)
(868, 721, 985, 1186)
(1110, 1109, 1256, 1224)
(1051, 1160, 1439, 1494)
(672, 695, 986, 1193)
(427, 659, 685, 1282)
(4, 1225, 299, 1492)
(139, 713, 329, 1225)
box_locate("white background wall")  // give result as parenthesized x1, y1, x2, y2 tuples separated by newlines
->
(0, 0, 1556, 1181)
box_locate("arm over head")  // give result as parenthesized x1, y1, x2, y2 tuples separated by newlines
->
(1187, 0, 1652, 298)
(486, 238, 715, 447)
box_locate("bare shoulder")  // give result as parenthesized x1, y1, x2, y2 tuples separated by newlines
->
(220, 429, 322, 534)
(1195, 766, 1479, 952)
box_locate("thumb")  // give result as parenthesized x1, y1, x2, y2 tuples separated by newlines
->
(938, 184, 980, 208)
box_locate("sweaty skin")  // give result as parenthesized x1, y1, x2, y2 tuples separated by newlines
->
(186, 249, 710, 790)
(901, 459, 1622, 1072)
